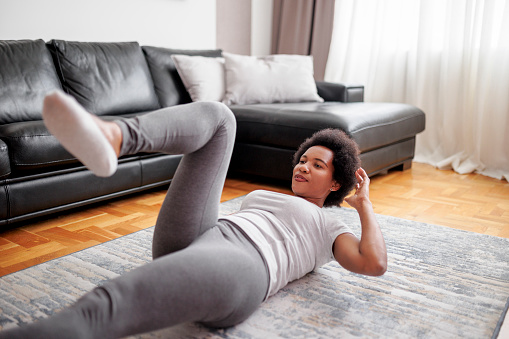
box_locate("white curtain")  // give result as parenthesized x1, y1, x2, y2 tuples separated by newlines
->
(325, 0, 509, 181)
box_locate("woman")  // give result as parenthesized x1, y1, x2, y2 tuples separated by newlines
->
(0, 90, 386, 338)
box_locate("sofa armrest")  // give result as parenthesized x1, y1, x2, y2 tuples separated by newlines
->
(0, 139, 11, 179)
(316, 81, 364, 103)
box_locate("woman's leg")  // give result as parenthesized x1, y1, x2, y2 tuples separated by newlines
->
(116, 101, 236, 257)
(42, 90, 236, 258)
(10, 91, 253, 338)
(0, 225, 268, 339)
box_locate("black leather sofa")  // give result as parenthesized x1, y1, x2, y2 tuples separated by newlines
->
(0, 39, 425, 227)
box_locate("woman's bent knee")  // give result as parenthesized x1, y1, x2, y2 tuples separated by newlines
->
(193, 101, 236, 132)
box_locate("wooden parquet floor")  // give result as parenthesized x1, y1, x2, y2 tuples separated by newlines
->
(0, 163, 507, 277)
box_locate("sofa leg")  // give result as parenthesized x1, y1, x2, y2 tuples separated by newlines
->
(388, 160, 413, 173)
(392, 160, 412, 172)
(401, 159, 412, 171)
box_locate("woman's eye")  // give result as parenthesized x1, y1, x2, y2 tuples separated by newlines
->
(315, 164, 322, 168)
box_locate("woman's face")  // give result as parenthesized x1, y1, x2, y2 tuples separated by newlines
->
(292, 146, 339, 207)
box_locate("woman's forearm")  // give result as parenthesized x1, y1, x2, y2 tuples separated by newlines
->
(356, 200, 387, 275)
(341, 168, 387, 276)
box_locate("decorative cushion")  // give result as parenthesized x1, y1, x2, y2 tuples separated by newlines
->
(171, 55, 225, 102)
(142, 46, 223, 107)
(48, 40, 160, 116)
(0, 40, 62, 124)
(223, 52, 323, 105)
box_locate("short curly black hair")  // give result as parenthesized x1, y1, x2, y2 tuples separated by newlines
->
(292, 129, 361, 207)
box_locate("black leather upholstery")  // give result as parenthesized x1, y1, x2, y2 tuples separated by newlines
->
(0, 120, 75, 170)
(0, 139, 10, 178)
(0, 40, 62, 124)
(142, 46, 222, 107)
(48, 40, 160, 115)
(7, 161, 141, 219)
(230, 102, 425, 153)
(316, 81, 364, 103)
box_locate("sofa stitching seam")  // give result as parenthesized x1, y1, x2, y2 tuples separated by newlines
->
(13, 158, 77, 166)
(4, 135, 54, 139)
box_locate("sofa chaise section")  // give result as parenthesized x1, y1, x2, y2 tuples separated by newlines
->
(229, 96, 425, 180)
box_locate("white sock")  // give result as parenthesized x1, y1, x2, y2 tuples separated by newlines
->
(42, 90, 118, 177)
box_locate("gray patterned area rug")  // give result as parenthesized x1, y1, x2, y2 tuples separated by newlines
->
(1, 196, 508, 338)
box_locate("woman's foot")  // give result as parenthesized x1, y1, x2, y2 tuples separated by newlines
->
(42, 90, 121, 177)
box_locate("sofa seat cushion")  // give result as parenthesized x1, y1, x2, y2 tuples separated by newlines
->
(0, 112, 157, 173)
(48, 40, 160, 116)
(0, 40, 62, 124)
(230, 102, 425, 153)
(0, 121, 75, 171)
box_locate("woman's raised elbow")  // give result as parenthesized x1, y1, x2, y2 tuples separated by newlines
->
(371, 258, 388, 276)
(364, 257, 387, 276)
(372, 261, 387, 276)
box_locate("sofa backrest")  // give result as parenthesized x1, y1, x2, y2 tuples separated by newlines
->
(0, 39, 62, 124)
(0, 39, 223, 124)
(142, 46, 222, 107)
(47, 40, 161, 116)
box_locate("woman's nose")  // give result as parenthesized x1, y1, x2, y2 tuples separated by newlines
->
(299, 163, 309, 173)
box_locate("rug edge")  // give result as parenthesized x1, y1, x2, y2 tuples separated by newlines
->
(493, 297, 509, 339)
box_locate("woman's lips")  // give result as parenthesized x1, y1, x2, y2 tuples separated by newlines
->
(294, 174, 308, 182)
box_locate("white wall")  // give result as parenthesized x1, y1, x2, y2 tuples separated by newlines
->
(0, 0, 216, 49)
(0, 0, 274, 53)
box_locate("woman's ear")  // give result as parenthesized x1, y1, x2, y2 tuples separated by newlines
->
(331, 181, 341, 192)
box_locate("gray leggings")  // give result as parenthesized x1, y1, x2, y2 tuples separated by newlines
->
(1, 102, 269, 339)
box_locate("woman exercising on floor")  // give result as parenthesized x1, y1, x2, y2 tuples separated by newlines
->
(0, 90, 387, 339)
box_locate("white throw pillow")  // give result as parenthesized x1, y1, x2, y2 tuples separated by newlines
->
(171, 54, 225, 102)
(222, 52, 323, 105)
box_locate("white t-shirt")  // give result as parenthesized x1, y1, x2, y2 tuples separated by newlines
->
(220, 190, 353, 299)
